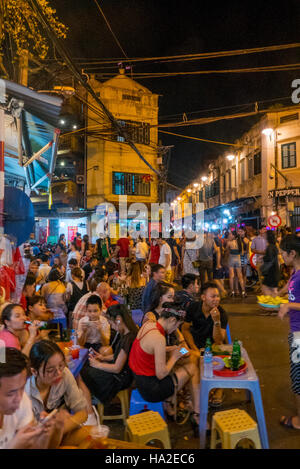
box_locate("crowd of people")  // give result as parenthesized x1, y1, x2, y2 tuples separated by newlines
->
(0, 224, 300, 448)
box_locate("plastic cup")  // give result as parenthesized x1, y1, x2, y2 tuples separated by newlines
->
(71, 346, 80, 359)
(90, 425, 110, 449)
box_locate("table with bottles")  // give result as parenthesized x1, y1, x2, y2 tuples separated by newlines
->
(199, 343, 269, 449)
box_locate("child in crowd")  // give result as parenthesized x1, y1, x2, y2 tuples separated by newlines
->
(77, 295, 110, 352)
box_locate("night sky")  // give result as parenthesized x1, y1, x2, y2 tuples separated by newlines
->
(51, 0, 300, 188)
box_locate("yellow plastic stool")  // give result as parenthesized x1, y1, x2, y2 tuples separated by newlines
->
(125, 411, 171, 449)
(97, 389, 129, 425)
(210, 409, 262, 449)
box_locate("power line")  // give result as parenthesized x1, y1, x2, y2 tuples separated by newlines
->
(80, 62, 300, 79)
(29, 0, 159, 177)
(63, 42, 300, 65)
(92, 0, 129, 60)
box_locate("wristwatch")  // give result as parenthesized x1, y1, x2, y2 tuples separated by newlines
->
(213, 321, 221, 326)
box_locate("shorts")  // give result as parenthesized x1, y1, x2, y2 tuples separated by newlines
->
(288, 332, 300, 395)
(228, 255, 241, 269)
(133, 373, 177, 402)
(213, 267, 225, 280)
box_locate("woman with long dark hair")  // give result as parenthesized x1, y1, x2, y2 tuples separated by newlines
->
(25, 340, 89, 447)
(80, 304, 138, 404)
(261, 230, 280, 297)
(226, 231, 246, 297)
(129, 303, 200, 428)
(142, 281, 175, 324)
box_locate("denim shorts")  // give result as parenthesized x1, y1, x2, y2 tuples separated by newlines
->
(228, 255, 241, 269)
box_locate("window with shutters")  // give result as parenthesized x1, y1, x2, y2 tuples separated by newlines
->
(254, 152, 261, 175)
(112, 120, 150, 145)
(227, 170, 231, 189)
(281, 142, 296, 169)
(240, 159, 246, 183)
(248, 157, 254, 178)
(112, 172, 151, 196)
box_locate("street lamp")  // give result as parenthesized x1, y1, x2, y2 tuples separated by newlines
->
(177, 197, 182, 201)
(227, 154, 235, 161)
(262, 128, 274, 141)
(187, 188, 192, 193)
(201, 176, 208, 182)
(193, 183, 199, 188)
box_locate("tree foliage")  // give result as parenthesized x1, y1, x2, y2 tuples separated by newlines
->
(0, 0, 67, 60)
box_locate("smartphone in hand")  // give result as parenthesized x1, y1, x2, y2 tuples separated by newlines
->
(179, 347, 189, 355)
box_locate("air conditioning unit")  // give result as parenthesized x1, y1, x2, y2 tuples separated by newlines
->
(76, 175, 84, 184)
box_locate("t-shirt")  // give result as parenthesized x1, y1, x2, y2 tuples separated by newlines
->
(0, 392, 33, 449)
(118, 238, 130, 258)
(25, 368, 87, 420)
(167, 238, 178, 266)
(78, 316, 110, 344)
(288, 269, 300, 333)
(159, 243, 172, 271)
(0, 329, 21, 350)
(185, 301, 228, 348)
(135, 242, 149, 260)
(117, 238, 130, 258)
(198, 238, 215, 262)
(251, 236, 267, 263)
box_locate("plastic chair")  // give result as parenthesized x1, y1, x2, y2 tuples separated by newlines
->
(129, 388, 165, 420)
(97, 389, 129, 425)
(112, 294, 125, 304)
(125, 411, 171, 449)
(210, 409, 261, 449)
(131, 309, 144, 327)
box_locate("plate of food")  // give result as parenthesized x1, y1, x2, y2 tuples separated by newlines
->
(213, 356, 247, 377)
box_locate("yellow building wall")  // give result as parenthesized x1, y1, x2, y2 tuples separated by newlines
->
(86, 73, 159, 211)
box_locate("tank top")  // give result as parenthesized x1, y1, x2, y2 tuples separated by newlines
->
(129, 322, 165, 376)
(68, 280, 88, 311)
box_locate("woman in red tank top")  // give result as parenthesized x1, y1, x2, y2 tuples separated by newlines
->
(129, 303, 200, 426)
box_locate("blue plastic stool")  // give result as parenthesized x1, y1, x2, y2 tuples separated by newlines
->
(112, 294, 125, 304)
(131, 309, 144, 327)
(129, 388, 165, 420)
(49, 317, 67, 329)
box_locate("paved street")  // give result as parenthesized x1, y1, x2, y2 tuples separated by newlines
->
(108, 292, 298, 449)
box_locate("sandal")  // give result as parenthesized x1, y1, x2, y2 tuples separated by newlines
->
(280, 416, 300, 430)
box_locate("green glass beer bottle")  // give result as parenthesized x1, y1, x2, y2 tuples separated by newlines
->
(205, 338, 212, 352)
(230, 339, 241, 371)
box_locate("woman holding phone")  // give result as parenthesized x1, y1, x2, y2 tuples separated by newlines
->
(129, 303, 200, 429)
(25, 340, 90, 448)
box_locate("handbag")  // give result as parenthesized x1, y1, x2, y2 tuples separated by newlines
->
(186, 250, 201, 269)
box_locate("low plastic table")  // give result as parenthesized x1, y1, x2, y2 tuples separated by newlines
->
(199, 348, 269, 449)
(68, 348, 89, 378)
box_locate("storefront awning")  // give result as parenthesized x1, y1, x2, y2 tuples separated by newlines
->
(3, 79, 62, 192)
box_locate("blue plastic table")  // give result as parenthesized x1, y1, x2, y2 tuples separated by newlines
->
(68, 348, 89, 378)
(199, 348, 269, 449)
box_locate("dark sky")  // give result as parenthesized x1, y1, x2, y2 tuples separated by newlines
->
(51, 0, 300, 188)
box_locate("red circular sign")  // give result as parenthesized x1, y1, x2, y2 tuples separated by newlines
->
(268, 214, 282, 228)
(250, 253, 258, 269)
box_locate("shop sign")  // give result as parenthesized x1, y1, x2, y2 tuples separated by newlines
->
(268, 188, 300, 198)
(68, 226, 77, 242)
